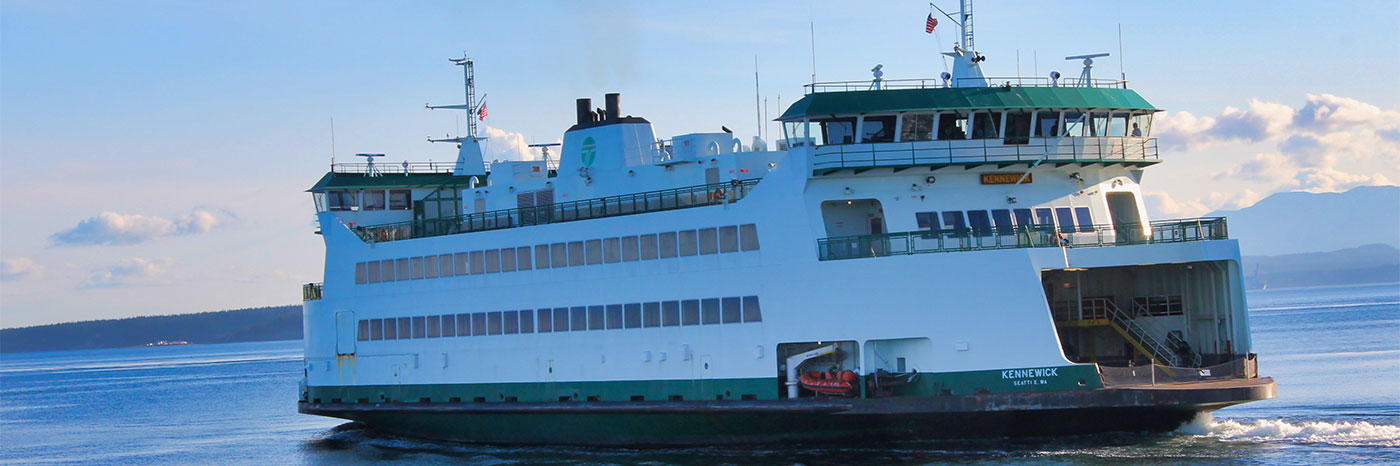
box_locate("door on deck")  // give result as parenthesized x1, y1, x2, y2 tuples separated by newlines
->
(1106, 192, 1145, 243)
(335, 311, 356, 355)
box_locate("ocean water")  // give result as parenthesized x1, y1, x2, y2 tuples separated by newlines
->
(1, 283, 1396, 465)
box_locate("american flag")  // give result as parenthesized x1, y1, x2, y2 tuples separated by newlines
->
(477, 99, 487, 121)
(925, 14, 937, 33)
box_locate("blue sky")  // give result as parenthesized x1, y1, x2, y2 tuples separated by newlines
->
(2, 1, 1398, 327)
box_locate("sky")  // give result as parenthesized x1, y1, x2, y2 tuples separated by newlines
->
(2, 1, 1398, 328)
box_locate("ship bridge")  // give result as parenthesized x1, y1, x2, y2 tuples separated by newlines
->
(777, 80, 1160, 176)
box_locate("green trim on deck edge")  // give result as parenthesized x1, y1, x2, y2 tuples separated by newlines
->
(779, 87, 1157, 120)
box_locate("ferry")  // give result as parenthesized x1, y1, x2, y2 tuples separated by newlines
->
(298, 1, 1274, 445)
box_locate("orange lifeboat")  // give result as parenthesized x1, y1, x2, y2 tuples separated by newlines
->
(798, 370, 859, 397)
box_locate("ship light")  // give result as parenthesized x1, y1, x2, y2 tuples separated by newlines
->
(843, 187, 853, 195)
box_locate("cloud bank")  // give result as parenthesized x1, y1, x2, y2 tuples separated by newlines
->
(51, 208, 233, 246)
(81, 257, 173, 289)
(1, 257, 44, 282)
(480, 125, 558, 163)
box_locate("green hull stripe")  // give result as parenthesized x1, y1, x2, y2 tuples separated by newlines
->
(306, 364, 1101, 404)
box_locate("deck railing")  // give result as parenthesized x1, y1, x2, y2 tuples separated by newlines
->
(803, 76, 1129, 94)
(817, 217, 1227, 261)
(354, 179, 762, 244)
(810, 137, 1158, 172)
(330, 159, 560, 176)
(302, 282, 323, 301)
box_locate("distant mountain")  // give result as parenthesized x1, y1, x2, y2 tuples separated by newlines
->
(1242, 243, 1400, 290)
(0, 305, 301, 354)
(1207, 185, 1399, 256)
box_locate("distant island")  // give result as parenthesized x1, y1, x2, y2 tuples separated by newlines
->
(0, 305, 301, 354)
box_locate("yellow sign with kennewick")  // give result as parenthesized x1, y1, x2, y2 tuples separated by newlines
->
(980, 173, 1031, 185)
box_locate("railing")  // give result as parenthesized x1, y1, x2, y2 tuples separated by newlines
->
(803, 76, 1129, 94)
(817, 217, 1227, 261)
(331, 159, 560, 176)
(810, 137, 1158, 172)
(354, 179, 762, 244)
(302, 282, 323, 301)
(1099, 355, 1257, 387)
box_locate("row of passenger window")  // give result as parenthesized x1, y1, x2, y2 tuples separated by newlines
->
(785, 110, 1154, 147)
(356, 296, 763, 342)
(916, 207, 1096, 235)
(353, 224, 760, 285)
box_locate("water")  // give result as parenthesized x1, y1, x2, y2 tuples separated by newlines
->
(2, 283, 1396, 465)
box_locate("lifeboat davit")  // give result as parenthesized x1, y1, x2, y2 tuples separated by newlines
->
(798, 370, 859, 397)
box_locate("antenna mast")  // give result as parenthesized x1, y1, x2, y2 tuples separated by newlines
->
(960, 0, 974, 51)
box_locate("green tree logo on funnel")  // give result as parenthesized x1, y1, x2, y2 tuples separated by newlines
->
(580, 137, 597, 168)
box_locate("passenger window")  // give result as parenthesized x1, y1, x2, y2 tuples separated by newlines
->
(410, 257, 425, 279)
(483, 249, 499, 273)
(568, 241, 585, 266)
(569, 307, 586, 331)
(603, 237, 621, 263)
(456, 313, 471, 336)
(424, 255, 439, 279)
(658, 232, 678, 258)
(1055, 208, 1076, 233)
(721, 297, 741, 323)
(937, 113, 969, 140)
(367, 261, 381, 283)
(678, 230, 698, 256)
(355, 262, 367, 284)
(698, 228, 718, 255)
(398, 317, 412, 339)
(860, 115, 897, 143)
(718, 226, 739, 253)
(395, 258, 410, 281)
(915, 212, 939, 230)
(455, 252, 469, 276)
(552, 243, 568, 268)
(370, 319, 384, 341)
(643, 302, 661, 327)
(537, 308, 552, 333)
(536, 244, 552, 269)
(555, 308, 572, 332)
(620, 236, 639, 261)
(1074, 207, 1095, 232)
(488, 312, 503, 335)
(941, 211, 967, 230)
(742, 296, 762, 322)
(701, 298, 721, 324)
(472, 313, 487, 336)
(991, 209, 1014, 234)
(585, 239, 602, 265)
(381, 259, 397, 282)
(682, 300, 701, 325)
(588, 306, 605, 330)
(500, 248, 517, 272)
(899, 114, 935, 142)
(606, 304, 623, 329)
(440, 254, 455, 277)
(624, 303, 642, 329)
(662, 301, 681, 327)
(382, 318, 397, 340)
(357, 319, 370, 341)
(503, 311, 518, 334)
(967, 210, 992, 235)
(470, 251, 484, 274)
(441, 314, 456, 337)
(1013, 209, 1034, 231)
(1035, 208, 1056, 229)
(640, 234, 660, 259)
(519, 310, 534, 333)
(426, 315, 440, 338)
(739, 224, 760, 251)
(515, 247, 531, 271)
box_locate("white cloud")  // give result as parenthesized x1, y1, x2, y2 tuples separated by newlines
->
(1145, 189, 1262, 218)
(479, 125, 552, 163)
(81, 257, 173, 289)
(1156, 100, 1295, 150)
(50, 208, 232, 246)
(1, 257, 44, 282)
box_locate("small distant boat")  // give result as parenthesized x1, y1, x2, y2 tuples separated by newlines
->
(144, 340, 190, 347)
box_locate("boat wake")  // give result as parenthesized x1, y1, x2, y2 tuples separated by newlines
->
(1178, 412, 1400, 447)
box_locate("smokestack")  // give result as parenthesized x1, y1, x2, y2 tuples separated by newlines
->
(604, 93, 620, 121)
(576, 98, 592, 125)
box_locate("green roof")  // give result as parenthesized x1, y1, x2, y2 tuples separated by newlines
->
(307, 172, 481, 192)
(778, 86, 1158, 120)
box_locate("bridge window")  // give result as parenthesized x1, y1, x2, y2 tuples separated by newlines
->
(327, 191, 356, 211)
(1034, 111, 1061, 137)
(971, 112, 1002, 139)
(1111, 113, 1131, 137)
(1063, 112, 1086, 136)
(1035, 208, 1056, 229)
(782, 120, 811, 148)
(1089, 112, 1111, 137)
(1004, 112, 1032, 145)
(900, 113, 935, 142)
(941, 211, 967, 230)
(1013, 209, 1034, 231)
(915, 212, 939, 230)
(860, 115, 896, 143)
(362, 190, 386, 211)
(937, 113, 968, 140)
(1130, 113, 1152, 138)
(815, 117, 856, 145)
(388, 190, 411, 210)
